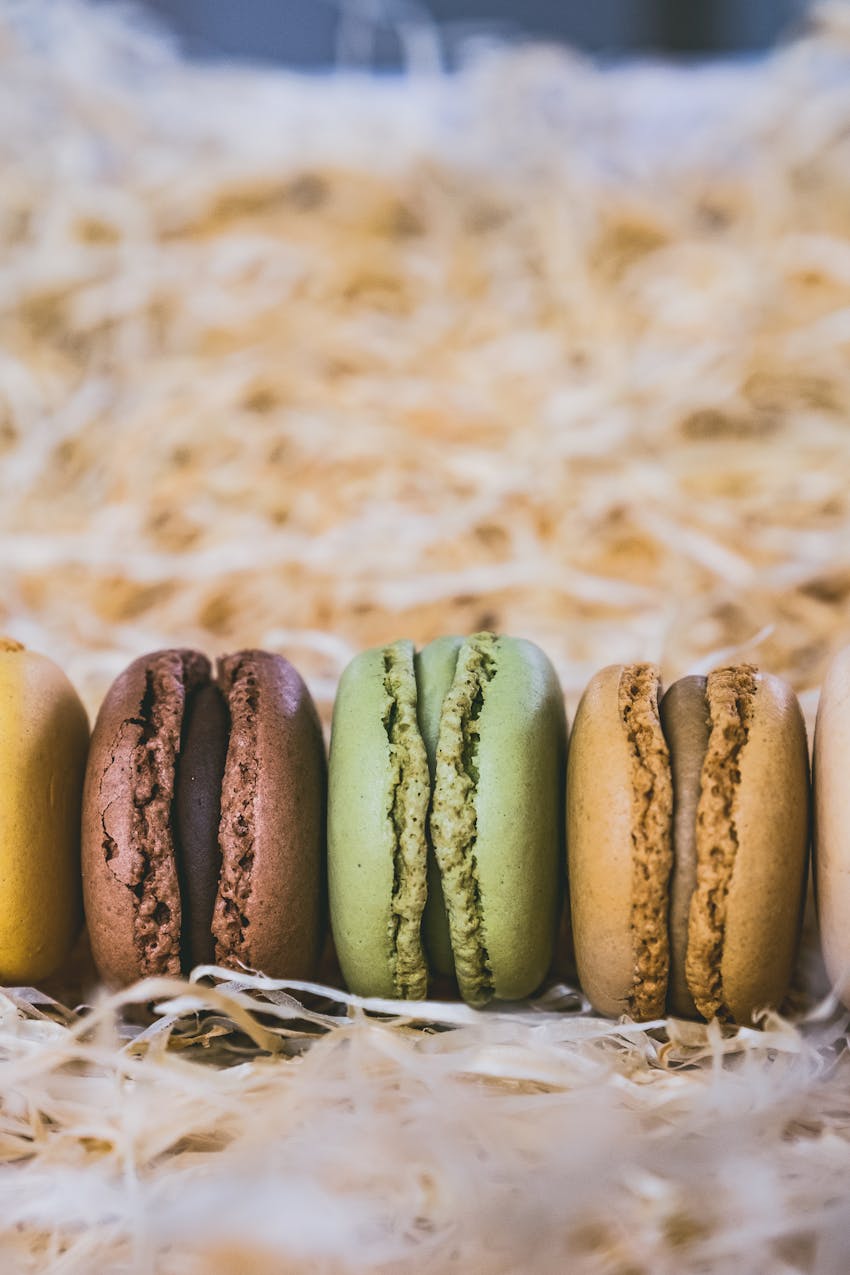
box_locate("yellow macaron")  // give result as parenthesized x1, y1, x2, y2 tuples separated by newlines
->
(0, 638, 89, 983)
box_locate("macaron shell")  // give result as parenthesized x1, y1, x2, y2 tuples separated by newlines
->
(328, 648, 398, 997)
(567, 665, 646, 1017)
(814, 646, 850, 1004)
(0, 643, 89, 983)
(82, 649, 209, 986)
(414, 635, 462, 979)
(174, 681, 228, 971)
(449, 635, 566, 1002)
(660, 675, 709, 1020)
(717, 673, 809, 1023)
(82, 653, 148, 987)
(213, 650, 327, 980)
(415, 637, 463, 762)
(328, 641, 430, 997)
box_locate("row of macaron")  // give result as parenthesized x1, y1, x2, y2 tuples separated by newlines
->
(1, 631, 845, 1024)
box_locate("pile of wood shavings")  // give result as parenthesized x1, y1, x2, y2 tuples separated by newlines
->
(3, 2, 850, 1270)
(3, 973, 850, 1272)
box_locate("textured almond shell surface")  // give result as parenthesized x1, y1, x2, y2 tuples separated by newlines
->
(81, 651, 207, 986)
(215, 650, 327, 980)
(0, 644, 89, 983)
(327, 644, 419, 998)
(813, 647, 850, 1005)
(718, 672, 809, 1023)
(82, 654, 151, 987)
(436, 635, 567, 1003)
(566, 665, 637, 1017)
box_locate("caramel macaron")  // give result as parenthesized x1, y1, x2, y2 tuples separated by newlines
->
(0, 638, 89, 983)
(567, 663, 810, 1023)
(82, 648, 326, 986)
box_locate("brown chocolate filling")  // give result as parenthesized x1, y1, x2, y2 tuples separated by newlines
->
(211, 652, 260, 965)
(174, 681, 229, 971)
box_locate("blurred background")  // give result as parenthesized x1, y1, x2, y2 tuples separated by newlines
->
(131, 0, 813, 66)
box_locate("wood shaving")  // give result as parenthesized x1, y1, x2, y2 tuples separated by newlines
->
(1, 2, 850, 1270)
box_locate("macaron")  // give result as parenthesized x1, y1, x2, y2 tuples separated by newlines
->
(567, 663, 809, 1023)
(82, 648, 326, 986)
(328, 632, 567, 1006)
(0, 638, 89, 983)
(813, 644, 850, 1005)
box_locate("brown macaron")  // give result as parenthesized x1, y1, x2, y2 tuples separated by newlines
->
(82, 649, 326, 986)
(566, 663, 810, 1023)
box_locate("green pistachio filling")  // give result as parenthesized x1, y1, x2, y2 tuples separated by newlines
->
(429, 632, 499, 1006)
(382, 640, 431, 998)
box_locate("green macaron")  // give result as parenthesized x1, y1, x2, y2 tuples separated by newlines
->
(327, 632, 566, 1006)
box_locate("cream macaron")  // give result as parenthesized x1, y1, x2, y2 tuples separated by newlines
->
(567, 663, 810, 1023)
(0, 639, 89, 983)
(813, 644, 850, 1005)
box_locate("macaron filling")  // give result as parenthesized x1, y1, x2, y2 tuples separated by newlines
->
(618, 664, 673, 1020)
(415, 635, 463, 980)
(429, 633, 499, 1007)
(380, 640, 430, 999)
(659, 675, 710, 1019)
(685, 664, 758, 1021)
(642, 666, 760, 1023)
(212, 652, 261, 966)
(116, 649, 276, 976)
(122, 649, 210, 974)
(174, 680, 228, 971)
